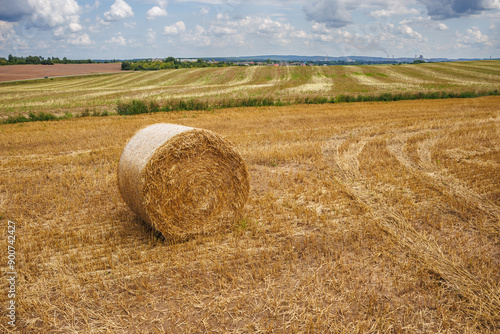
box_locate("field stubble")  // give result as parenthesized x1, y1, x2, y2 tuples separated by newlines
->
(0, 61, 499, 119)
(0, 96, 499, 332)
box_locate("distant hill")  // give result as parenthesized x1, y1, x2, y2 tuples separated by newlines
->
(201, 55, 497, 64)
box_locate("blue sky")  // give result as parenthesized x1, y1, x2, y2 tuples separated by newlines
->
(0, 0, 499, 59)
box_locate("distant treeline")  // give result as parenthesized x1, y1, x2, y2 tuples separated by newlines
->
(120, 57, 428, 71)
(0, 54, 117, 65)
(121, 57, 232, 71)
(120, 58, 360, 71)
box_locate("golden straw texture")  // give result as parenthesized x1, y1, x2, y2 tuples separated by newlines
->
(118, 123, 250, 240)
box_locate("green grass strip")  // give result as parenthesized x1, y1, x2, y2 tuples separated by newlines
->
(2, 89, 499, 124)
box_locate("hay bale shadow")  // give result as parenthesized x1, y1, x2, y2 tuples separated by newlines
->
(116, 207, 194, 246)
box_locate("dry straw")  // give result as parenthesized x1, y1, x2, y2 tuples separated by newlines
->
(118, 123, 250, 240)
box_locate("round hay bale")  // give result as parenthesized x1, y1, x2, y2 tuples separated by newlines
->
(118, 123, 250, 240)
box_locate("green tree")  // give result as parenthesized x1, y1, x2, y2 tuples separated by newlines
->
(121, 61, 132, 70)
(164, 57, 180, 66)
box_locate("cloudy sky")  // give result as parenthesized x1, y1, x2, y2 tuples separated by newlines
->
(0, 0, 499, 59)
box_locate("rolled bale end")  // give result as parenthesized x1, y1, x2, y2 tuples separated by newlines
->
(118, 123, 250, 241)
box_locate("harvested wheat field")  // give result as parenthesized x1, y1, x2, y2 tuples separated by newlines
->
(0, 96, 499, 333)
(0, 61, 499, 119)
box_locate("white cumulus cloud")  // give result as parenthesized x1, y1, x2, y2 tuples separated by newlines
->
(17, 0, 84, 39)
(371, 7, 419, 18)
(147, 6, 167, 20)
(67, 32, 92, 45)
(399, 23, 424, 40)
(436, 22, 448, 30)
(163, 21, 186, 35)
(311, 22, 332, 35)
(204, 14, 308, 46)
(455, 26, 491, 47)
(104, 0, 134, 21)
(147, 28, 156, 43)
(28, 0, 81, 28)
(147, 0, 168, 20)
(107, 33, 127, 46)
(0, 20, 17, 47)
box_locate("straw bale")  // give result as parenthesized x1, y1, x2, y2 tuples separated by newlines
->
(118, 123, 250, 240)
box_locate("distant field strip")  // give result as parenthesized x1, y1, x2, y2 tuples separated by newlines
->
(0, 60, 499, 116)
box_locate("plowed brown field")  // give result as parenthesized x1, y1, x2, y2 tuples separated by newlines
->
(0, 63, 122, 82)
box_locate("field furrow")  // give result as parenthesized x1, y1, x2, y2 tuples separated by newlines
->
(322, 112, 500, 325)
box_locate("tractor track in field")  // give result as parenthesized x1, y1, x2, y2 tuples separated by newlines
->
(321, 121, 500, 324)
